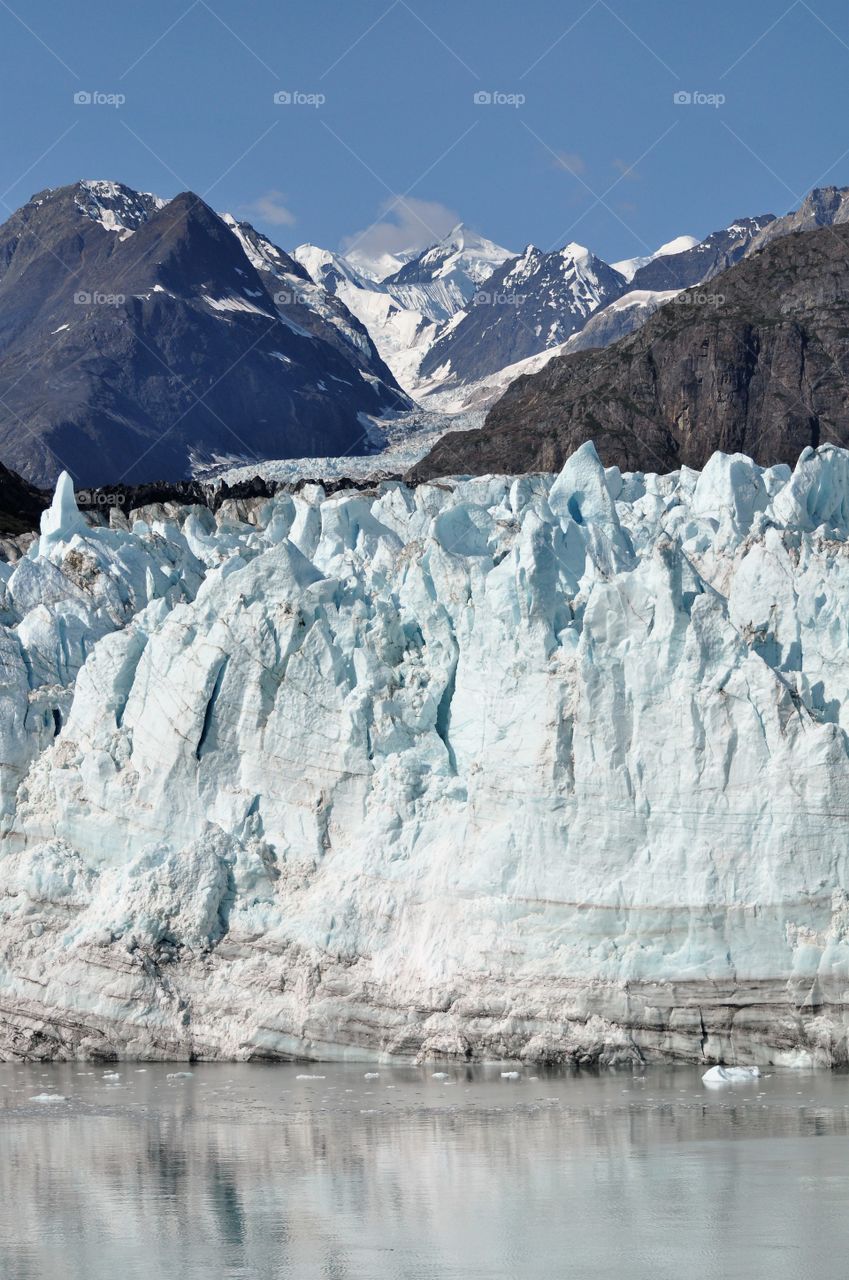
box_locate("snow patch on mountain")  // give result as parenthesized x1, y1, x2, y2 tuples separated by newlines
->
(74, 180, 165, 235)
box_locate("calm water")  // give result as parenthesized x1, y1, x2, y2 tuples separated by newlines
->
(1, 1062, 848, 1279)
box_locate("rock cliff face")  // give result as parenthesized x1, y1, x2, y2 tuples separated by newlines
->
(4, 444, 849, 1066)
(412, 221, 849, 483)
(746, 185, 849, 254)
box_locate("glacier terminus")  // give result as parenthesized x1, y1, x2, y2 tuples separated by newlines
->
(3, 442, 849, 1067)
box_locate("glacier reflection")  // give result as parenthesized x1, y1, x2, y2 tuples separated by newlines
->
(1, 1062, 847, 1279)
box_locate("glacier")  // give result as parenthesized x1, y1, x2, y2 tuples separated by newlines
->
(3, 441, 849, 1066)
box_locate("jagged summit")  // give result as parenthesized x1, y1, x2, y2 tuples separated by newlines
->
(416, 240, 627, 387)
(0, 180, 407, 486)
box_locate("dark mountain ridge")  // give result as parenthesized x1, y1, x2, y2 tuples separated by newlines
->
(411, 219, 849, 480)
(0, 181, 407, 487)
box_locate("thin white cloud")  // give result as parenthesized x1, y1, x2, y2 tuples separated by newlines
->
(611, 158, 641, 182)
(552, 151, 586, 174)
(341, 196, 460, 259)
(238, 190, 296, 227)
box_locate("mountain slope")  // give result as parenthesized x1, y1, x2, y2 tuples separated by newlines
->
(293, 241, 440, 394)
(562, 288, 681, 353)
(294, 224, 512, 394)
(418, 243, 628, 387)
(627, 215, 775, 291)
(380, 223, 513, 322)
(612, 234, 699, 282)
(0, 461, 48, 534)
(0, 182, 407, 487)
(746, 185, 849, 254)
(411, 219, 849, 479)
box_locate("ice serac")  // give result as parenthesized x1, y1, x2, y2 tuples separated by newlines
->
(38, 471, 86, 553)
(5, 448, 849, 1066)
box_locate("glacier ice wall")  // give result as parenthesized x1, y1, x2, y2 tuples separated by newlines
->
(3, 442, 849, 1066)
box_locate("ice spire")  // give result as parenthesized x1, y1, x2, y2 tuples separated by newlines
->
(38, 471, 86, 555)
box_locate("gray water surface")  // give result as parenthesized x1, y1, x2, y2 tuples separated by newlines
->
(1, 1062, 848, 1279)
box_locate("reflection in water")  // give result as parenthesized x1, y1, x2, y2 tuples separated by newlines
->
(1, 1063, 848, 1279)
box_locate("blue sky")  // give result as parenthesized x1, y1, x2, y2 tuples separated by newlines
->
(1, 0, 848, 264)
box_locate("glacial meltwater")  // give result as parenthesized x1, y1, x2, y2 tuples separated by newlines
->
(1, 1063, 848, 1278)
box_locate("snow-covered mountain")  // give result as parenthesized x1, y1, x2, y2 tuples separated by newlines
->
(2, 180, 847, 492)
(380, 224, 513, 322)
(417, 242, 628, 387)
(293, 243, 440, 394)
(342, 244, 415, 282)
(627, 215, 775, 291)
(612, 234, 699, 282)
(294, 225, 513, 395)
(288, 195, 845, 413)
(5, 443, 849, 1065)
(0, 180, 408, 487)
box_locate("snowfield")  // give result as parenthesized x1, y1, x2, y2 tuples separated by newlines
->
(3, 442, 849, 1065)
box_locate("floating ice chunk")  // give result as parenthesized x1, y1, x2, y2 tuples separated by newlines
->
(102, 1071, 120, 1079)
(166, 1071, 193, 1079)
(29, 1093, 67, 1103)
(500, 1071, 521, 1079)
(431, 1072, 448, 1079)
(38, 471, 87, 555)
(364, 1072, 380, 1078)
(296, 1074, 326, 1080)
(702, 1065, 761, 1086)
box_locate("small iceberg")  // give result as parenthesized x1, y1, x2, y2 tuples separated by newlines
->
(500, 1071, 521, 1080)
(702, 1065, 761, 1086)
(166, 1071, 194, 1079)
(29, 1093, 67, 1103)
(431, 1071, 448, 1079)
